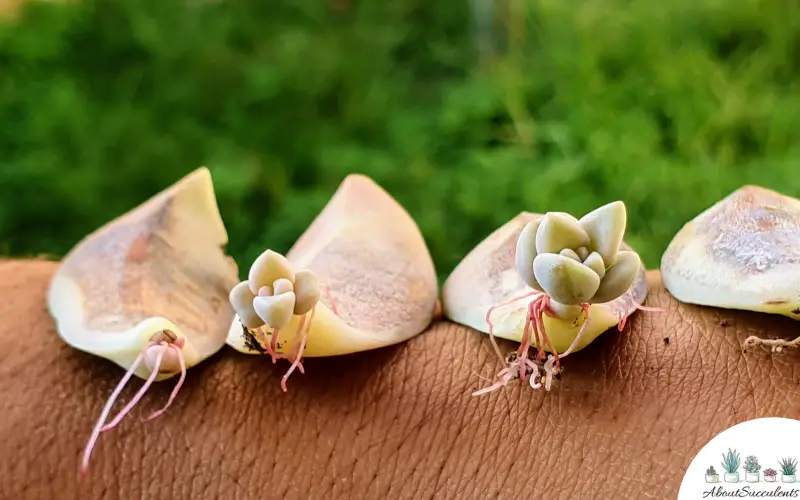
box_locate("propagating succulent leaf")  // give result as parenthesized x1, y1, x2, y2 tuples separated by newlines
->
(293, 269, 321, 315)
(535, 212, 590, 254)
(229, 281, 264, 329)
(248, 250, 295, 294)
(515, 218, 543, 291)
(580, 201, 627, 265)
(583, 251, 606, 279)
(253, 292, 297, 330)
(533, 253, 601, 305)
(590, 251, 640, 303)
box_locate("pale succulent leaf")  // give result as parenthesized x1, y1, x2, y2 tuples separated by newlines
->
(559, 248, 581, 261)
(253, 292, 297, 329)
(293, 269, 321, 315)
(583, 251, 606, 279)
(248, 250, 296, 294)
(273, 278, 294, 295)
(535, 212, 590, 254)
(580, 201, 627, 265)
(532, 253, 600, 305)
(229, 281, 264, 329)
(515, 218, 543, 291)
(590, 251, 641, 303)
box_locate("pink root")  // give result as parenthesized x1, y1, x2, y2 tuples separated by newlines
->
(323, 285, 339, 316)
(287, 314, 307, 375)
(99, 343, 166, 432)
(281, 306, 316, 392)
(269, 327, 280, 364)
(142, 345, 187, 422)
(484, 290, 542, 363)
(80, 346, 149, 478)
(617, 291, 665, 331)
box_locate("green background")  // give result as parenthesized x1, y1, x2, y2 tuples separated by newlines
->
(1, 0, 798, 280)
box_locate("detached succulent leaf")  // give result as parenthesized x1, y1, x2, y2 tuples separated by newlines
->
(515, 219, 543, 292)
(229, 281, 264, 329)
(248, 250, 295, 295)
(253, 292, 296, 330)
(583, 251, 606, 279)
(535, 212, 590, 254)
(293, 269, 321, 315)
(590, 251, 640, 303)
(533, 253, 601, 305)
(580, 201, 627, 265)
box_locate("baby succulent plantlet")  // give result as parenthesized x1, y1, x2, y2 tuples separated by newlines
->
(474, 201, 661, 393)
(225, 174, 439, 385)
(47, 168, 239, 477)
(229, 250, 324, 391)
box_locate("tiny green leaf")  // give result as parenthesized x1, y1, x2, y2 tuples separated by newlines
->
(583, 251, 606, 278)
(559, 248, 581, 261)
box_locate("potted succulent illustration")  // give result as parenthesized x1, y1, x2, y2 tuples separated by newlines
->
(744, 455, 761, 482)
(722, 448, 741, 483)
(780, 457, 798, 483)
(764, 468, 778, 483)
(705, 465, 720, 483)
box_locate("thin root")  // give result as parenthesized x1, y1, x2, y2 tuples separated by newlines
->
(281, 306, 316, 392)
(81, 338, 187, 478)
(743, 335, 800, 354)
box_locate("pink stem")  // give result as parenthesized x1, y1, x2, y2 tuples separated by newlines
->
(79, 347, 149, 478)
(281, 307, 315, 392)
(142, 345, 187, 423)
(100, 343, 166, 432)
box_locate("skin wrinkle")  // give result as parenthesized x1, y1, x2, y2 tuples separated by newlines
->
(7, 263, 800, 499)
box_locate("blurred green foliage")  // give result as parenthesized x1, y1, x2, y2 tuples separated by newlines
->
(0, 0, 798, 280)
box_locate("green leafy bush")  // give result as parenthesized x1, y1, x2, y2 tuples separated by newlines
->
(1, 0, 799, 280)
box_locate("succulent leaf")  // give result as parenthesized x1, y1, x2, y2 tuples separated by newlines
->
(590, 251, 640, 303)
(229, 280, 264, 329)
(583, 251, 606, 279)
(253, 292, 297, 330)
(248, 249, 295, 294)
(579, 201, 627, 265)
(293, 269, 321, 315)
(559, 248, 581, 261)
(535, 212, 590, 254)
(273, 278, 294, 295)
(532, 253, 600, 305)
(515, 219, 543, 291)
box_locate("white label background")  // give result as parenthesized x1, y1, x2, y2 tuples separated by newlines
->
(678, 417, 800, 499)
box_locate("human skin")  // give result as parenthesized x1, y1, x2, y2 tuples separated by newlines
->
(2, 260, 799, 499)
